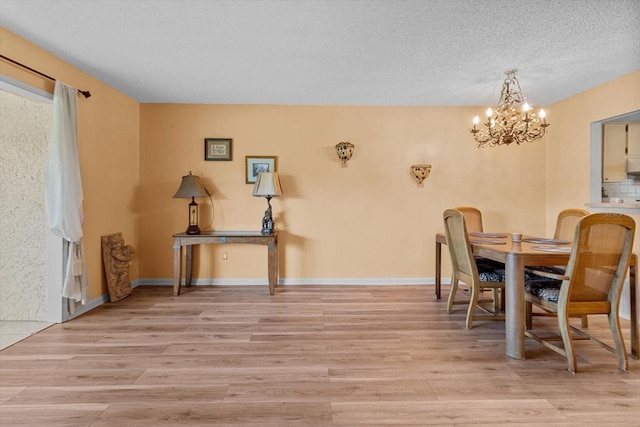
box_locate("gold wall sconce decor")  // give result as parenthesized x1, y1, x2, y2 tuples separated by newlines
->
(410, 164, 432, 185)
(335, 141, 355, 167)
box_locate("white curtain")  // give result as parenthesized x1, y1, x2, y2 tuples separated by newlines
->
(45, 81, 88, 304)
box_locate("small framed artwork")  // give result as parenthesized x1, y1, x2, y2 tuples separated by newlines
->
(246, 156, 277, 184)
(205, 138, 232, 161)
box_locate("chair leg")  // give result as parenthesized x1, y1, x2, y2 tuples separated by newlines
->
(466, 282, 480, 329)
(558, 310, 577, 374)
(608, 311, 629, 372)
(491, 288, 500, 313)
(581, 315, 589, 328)
(447, 274, 459, 314)
(525, 301, 533, 330)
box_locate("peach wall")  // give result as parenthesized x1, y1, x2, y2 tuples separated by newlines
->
(140, 104, 547, 282)
(545, 70, 640, 233)
(7, 24, 637, 293)
(0, 27, 140, 300)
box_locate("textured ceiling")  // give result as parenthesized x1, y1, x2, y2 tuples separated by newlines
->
(0, 0, 639, 106)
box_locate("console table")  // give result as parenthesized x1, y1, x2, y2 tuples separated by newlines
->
(172, 231, 279, 295)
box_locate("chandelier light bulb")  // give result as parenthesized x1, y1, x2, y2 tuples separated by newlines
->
(473, 115, 479, 125)
(522, 102, 530, 112)
(486, 108, 493, 117)
(539, 109, 546, 119)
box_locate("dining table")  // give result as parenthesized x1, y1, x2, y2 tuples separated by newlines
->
(434, 232, 639, 360)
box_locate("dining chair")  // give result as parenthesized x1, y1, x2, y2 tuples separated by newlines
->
(443, 208, 506, 329)
(554, 208, 590, 241)
(524, 212, 635, 373)
(455, 206, 483, 233)
(527, 208, 590, 325)
(525, 208, 590, 279)
(455, 206, 506, 300)
(557, 209, 591, 327)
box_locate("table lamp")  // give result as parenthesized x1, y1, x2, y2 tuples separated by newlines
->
(173, 171, 210, 235)
(252, 172, 283, 235)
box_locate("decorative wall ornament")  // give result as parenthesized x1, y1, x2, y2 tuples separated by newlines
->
(335, 141, 354, 167)
(410, 164, 432, 185)
(470, 69, 549, 147)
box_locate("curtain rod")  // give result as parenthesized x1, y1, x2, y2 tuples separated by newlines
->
(0, 54, 91, 98)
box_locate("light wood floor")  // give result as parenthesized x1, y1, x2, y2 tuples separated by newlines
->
(1, 285, 639, 426)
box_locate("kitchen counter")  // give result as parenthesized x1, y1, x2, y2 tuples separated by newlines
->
(586, 202, 640, 212)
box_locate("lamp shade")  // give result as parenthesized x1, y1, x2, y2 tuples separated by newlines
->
(252, 172, 283, 197)
(173, 172, 209, 199)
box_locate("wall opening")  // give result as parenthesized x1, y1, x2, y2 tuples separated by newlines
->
(0, 76, 62, 348)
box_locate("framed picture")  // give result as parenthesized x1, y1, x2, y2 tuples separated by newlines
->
(205, 138, 232, 161)
(246, 156, 277, 184)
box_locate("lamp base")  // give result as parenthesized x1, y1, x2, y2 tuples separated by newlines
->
(261, 205, 274, 235)
(185, 198, 201, 235)
(186, 225, 201, 235)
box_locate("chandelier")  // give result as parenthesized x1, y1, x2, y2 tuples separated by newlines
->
(470, 70, 549, 148)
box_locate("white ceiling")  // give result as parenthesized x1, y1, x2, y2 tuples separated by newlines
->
(1, 0, 639, 106)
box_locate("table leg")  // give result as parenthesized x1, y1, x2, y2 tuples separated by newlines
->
(505, 253, 526, 359)
(631, 256, 638, 359)
(268, 241, 278, 295)
(173, 244, 182, 296)
(185, 245, 193, 287)
(435, 240, 442, 300)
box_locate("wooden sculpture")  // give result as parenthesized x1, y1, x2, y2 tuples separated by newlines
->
(101, 232, 134, 302)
